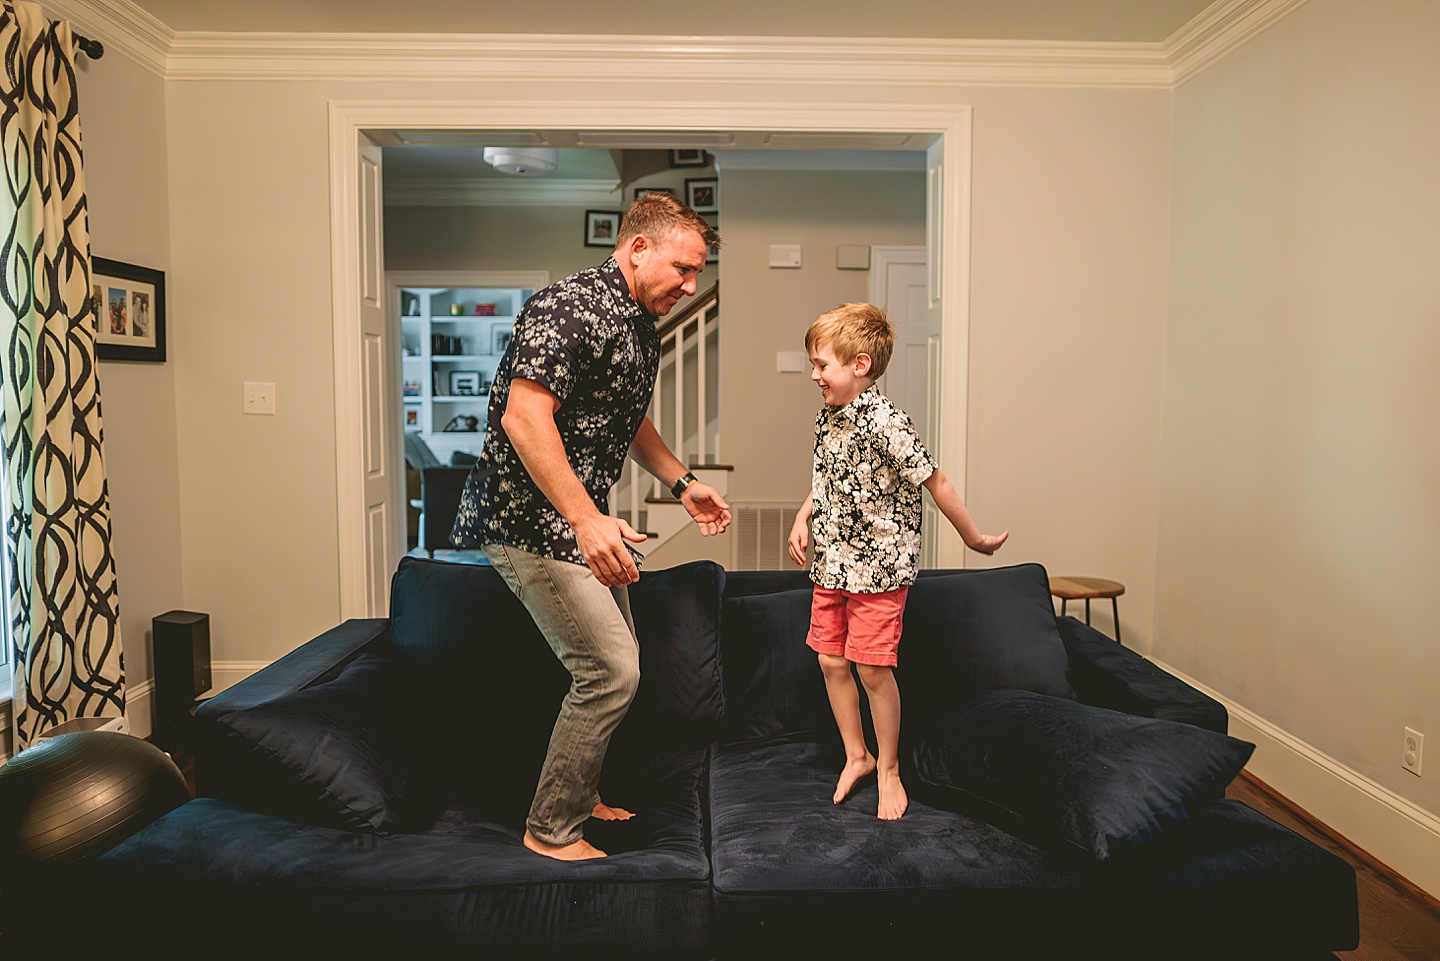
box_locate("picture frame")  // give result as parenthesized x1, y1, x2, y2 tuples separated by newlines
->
(685, 177, 717, 211)
(492, 325, 513, 355)
(405, 408, 419, 428)
(91, 257, 166, 362)
(584, 210, 621, 247)
(704, 216, 720, 264)
(633, 186, 674, 201)
(668, 149, 708, 168)
(449, 370, 483, 396)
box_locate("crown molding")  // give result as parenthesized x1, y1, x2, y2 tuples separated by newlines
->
(52, 0, 1308, 89)
(385, 177, 622, 208)
(1167, 0, 1314, 84)
(162, 33, 1173, 88)
(42, 0, 171, 77)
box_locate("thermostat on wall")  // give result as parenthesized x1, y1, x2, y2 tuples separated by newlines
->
(768, 244, 802, 268)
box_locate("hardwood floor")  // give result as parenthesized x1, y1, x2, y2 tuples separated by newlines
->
(1226, 771, 1440, 961)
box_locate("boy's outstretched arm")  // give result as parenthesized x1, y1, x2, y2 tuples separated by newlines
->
(922, 469, 1009, 556)
(787, 492, 814, 566)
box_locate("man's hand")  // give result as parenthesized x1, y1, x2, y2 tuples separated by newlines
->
(573, 512, 648, 586)
(680, 482, 732, 537)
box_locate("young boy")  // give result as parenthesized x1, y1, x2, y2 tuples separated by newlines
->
(787, 303, 1008, 820)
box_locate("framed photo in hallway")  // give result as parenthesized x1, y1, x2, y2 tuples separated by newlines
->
(685, 177, 717, 211)
(584, 210, 620, 247)
(92, 257, 166, 362)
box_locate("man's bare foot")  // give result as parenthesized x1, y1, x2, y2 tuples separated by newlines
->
(591, 801, 635, 821)
(833, 753, 877, 804)
(524, 829, 607, 860)
(876, 768, 908, 820)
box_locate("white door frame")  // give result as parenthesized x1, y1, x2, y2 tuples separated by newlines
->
(329, 100, 973, 618)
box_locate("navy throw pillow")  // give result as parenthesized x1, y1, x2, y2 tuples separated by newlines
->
(912, 689, 1255, 861)
(214, 653, 412, 834)
(899, 564, 1076, 731)
(718, 586, 835, 746)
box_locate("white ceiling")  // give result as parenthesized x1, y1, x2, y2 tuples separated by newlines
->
(124, 0, 1218, 44)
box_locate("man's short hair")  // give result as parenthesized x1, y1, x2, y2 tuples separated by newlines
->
(805, 303, 895, 379)
(617, 193, 720, 249)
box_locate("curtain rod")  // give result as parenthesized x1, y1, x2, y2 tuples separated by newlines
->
(73, 32, 104, 59)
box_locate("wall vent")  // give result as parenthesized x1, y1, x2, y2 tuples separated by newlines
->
(732, 504, 799, 571)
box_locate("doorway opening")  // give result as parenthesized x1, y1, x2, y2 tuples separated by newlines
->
(331, 105, 972, 617)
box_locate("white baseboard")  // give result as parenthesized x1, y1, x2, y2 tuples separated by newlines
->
(1155, 658, 1440, 902)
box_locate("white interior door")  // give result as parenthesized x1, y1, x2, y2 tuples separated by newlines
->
(872, 246, 941, 568)
(359, 135, 398, 614)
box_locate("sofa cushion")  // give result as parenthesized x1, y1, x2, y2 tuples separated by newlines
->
(212, 653, 411, 834)
(912, 689, 1255, 861)
(899, 564, 1076, 731)
(718, 586, 833, 746)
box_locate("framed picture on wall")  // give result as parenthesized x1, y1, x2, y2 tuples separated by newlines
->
(91, 257, 166, 362)
(584, 210, 621, 247)
(685, 178, 717, 211)
(704, 217, 720, 264)
(669, 149, 708, 168)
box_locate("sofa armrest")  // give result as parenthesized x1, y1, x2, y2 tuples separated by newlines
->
(1058, 616, 1228, 734)
(196, 618, 391, 719)
(190, 618, 391, 800)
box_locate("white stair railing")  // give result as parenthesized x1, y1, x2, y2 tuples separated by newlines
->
(614, 285, 721, 541)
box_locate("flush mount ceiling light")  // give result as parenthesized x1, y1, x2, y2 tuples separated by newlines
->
(482, 146, 558, 175)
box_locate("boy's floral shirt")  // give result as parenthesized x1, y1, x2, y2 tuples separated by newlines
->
(451, 258, 658, 565)
(809, 385, 937, 593)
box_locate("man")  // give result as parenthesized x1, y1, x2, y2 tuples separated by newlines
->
(452, 194, 730, 861)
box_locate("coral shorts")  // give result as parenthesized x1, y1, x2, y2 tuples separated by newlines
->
(805, 585, 910, 667)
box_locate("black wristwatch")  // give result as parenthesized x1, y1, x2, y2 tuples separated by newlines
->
(670, 471, 698, 499)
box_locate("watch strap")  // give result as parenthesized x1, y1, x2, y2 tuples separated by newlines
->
(670, 471, 698, 499)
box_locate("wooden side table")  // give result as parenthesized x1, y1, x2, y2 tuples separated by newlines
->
(1049, 576, 1125, 645)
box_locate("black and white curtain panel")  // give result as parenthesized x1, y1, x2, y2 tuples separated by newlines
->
(0, 0, 125, 748)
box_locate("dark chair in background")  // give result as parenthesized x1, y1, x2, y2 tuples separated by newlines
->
(404, 433, 478, 557)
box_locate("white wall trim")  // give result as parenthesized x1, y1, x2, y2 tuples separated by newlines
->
(58, 0, 1308, 89)
(1155, 658, 1440, 901)
(1167, 0, 1315, 84)
(385, 178, 623, 208)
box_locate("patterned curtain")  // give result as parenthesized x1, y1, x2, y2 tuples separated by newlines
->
(0, 0, 124, 748)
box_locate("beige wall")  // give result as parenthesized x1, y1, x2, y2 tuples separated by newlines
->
(1160, 0, 1440, 815)
(73, 52, 182, 690)
(79, 72, 1175, 672)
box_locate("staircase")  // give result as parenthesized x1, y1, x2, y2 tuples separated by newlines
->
(611, 284, 729, 547)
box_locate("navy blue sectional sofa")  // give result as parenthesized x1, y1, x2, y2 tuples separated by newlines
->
(57, 558, 1355, 958)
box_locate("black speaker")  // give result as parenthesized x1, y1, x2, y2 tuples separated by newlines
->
(153, 610, 211, 752)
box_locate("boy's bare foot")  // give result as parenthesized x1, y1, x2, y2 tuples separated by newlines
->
(833, 753, 877, 804)
(591, 801, 635, 821)
(524, 829, 607, 860)
(876, 768, 908, 820)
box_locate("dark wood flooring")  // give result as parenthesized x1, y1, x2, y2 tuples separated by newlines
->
(1226, 771, 1440, 961)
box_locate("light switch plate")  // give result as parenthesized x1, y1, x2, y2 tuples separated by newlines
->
(768, 244, 802, 268)
(777, 351, 808, 373)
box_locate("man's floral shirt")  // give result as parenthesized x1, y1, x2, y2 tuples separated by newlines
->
(451, 258, 658, 565)
(809, 386, 937, 593)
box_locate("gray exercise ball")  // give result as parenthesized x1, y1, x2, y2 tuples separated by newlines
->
(0, 730, 190, 866)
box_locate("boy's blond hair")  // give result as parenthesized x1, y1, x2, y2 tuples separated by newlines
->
(805, 302, 894, 379)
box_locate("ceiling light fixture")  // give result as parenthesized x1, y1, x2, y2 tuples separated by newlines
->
(482, 146, 558, 175)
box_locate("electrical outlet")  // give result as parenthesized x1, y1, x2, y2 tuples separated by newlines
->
(1403, 727, 1423, 777)
(243, 381, 276, 415)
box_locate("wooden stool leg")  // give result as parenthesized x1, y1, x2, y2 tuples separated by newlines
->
(1084, 598, 1091, 625)
(1112, 597, 1122, 646)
